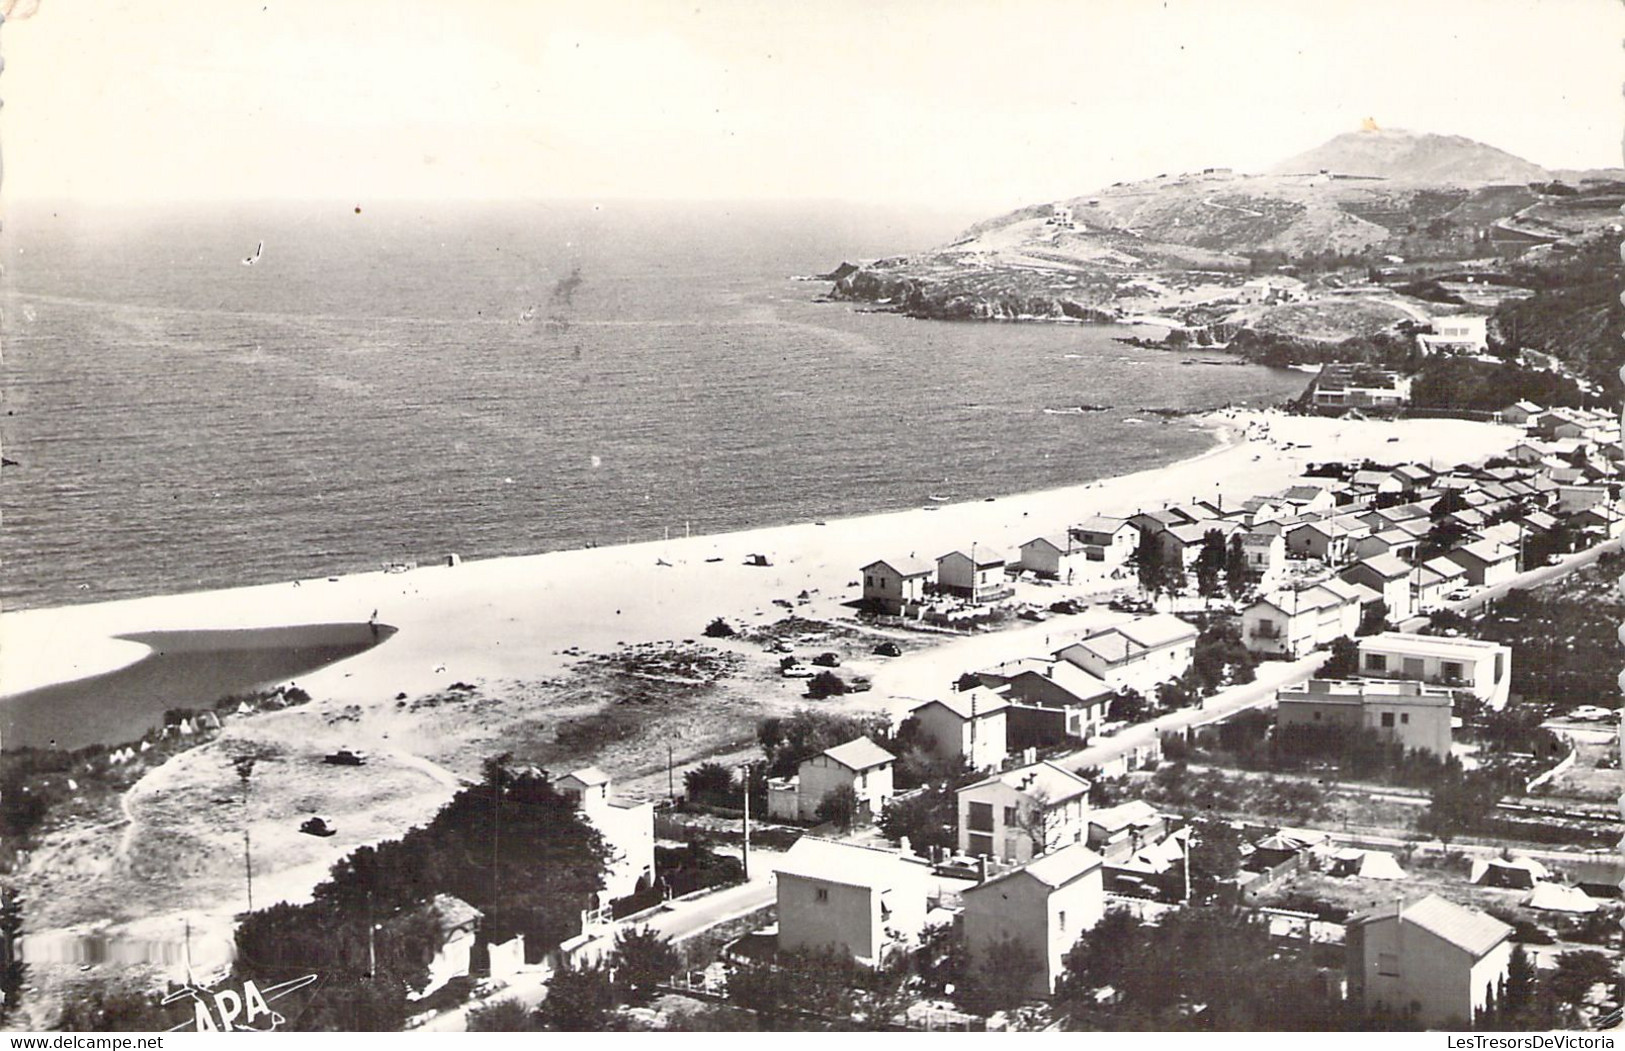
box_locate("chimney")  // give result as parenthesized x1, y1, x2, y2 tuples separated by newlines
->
(1024, 747, 1038, 766)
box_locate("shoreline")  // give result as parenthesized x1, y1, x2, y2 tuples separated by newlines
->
(1, 410, 1516, 717)
(2, 408, 1527, 994)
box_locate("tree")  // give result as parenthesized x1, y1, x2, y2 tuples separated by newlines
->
(814, 783, 859, 831)
(683, 762, 737, 808)
(702, 617, 736, 638)
(610, 926, 681, 1006)
(536, 962, 618, 1031)
(805, 670, 848, 700)
(758, 710, 893, 779)
(1057, 908, 1141, 1006)
(1186, 820, 1244, 893)
(1132, 528, 1165, 599)
(1321, 635, 1359, 678)
(1108, 688, 1151, 724)
(1547, 950, 1615, 1007)
(0, 891, 24, 1023)
(1505, 945, 1535, 1016)
(467, 998, 538, 1032)
(960, 935, 1042, 1015)
(1195, 530, 1227, 600)
(877, 784, 956, 853)
(1419, 769, 1501, 844)
(726, 946, 858, 1029)
(1357, 599, 1390, 637)
(1224, 534, 1250, 601)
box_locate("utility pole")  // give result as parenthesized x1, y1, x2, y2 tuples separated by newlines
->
(667, 743, 675, 804)
(740, 762, 752, 881)
(234, 756, 256, 912)
(366, 892, 377, 979)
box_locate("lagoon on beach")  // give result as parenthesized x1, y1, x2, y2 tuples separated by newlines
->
(0, 623, 395, 751)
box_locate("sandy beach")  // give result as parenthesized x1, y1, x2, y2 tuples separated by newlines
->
(1, 409, 1526, 1002)
(0, 410, 1522, 709)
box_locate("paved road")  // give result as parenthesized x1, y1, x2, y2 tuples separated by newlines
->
(418, 855, 781, 1032)
(1058, 650, 1328, 776)
(1398, 537, 1624, 631)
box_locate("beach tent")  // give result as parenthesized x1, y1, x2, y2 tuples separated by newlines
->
(1328, 848, 1406, 880)
(1524, 882, 1598, 914)
(1471, 856, 1548, 889)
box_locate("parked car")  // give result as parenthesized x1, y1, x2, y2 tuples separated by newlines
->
(300, 816, 337, 838)
(1049, 599, 1085, 615)
(811, 651, 842, 668)
(780, 663, 814, 679)
(1018, 608, 1048, 622)
(872, 641, 903, 657)
(322, 749, 367, 766)
(848, 676, 873, 692)
(1444, 587, 1473, 602)
(1567, 705, 1613, 722)
(763, 639, 793, 653)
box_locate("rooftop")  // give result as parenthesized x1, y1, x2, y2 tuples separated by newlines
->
(962, 760, 1090, 805)
(1348, 552, 1411, 580)
(864, 555, 934, 578)
(913, 686, 1011, 721)
(1278, 678, 1455, 706)
(819, 736, 896, 772)
(1074, 515, 1132, 536)
(1349, 894, 1511, 959)
(774, 837, 928, 890)
(1360, 631, 1509, 659)
(968, 842, 1104, 894)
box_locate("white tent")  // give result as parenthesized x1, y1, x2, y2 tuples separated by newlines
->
(1328, 848, 1406, 880)
(1471, 856, 1549, 888)
(1524, 882, 1599, 914)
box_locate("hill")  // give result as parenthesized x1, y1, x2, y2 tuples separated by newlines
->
(1267, 128, 1550, 185)
(825, 129, 1612, 354)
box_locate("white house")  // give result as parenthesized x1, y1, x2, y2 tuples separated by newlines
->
(1276, 678, 1455, 757)
(974, 659, 1112, 740)
(1444, 540, 1517, 588)
(774, 837, 933, 966)
(1054, 613, 1197, 695)
(1285, 516, 1370, 565)
(1241, 531, 1286, 582)
(1276, 484, 1338, 517)
(1500, 400, 1543, 426)
(1346, 895, 1512, 1028)
(936, 549, 1012, 604)
(1413, 557, 1467, 612)
(1240, 581, 1362, 657)
(908, 688, 1010, 771)
(1339, 553, 1417, 621)
(961, 843, 1106, 996)
(860, 557, 934, 615)
(1356, 632, 1512, 710)
(957, 760, 1091, 865)
(1417, 315, 1488, 356)
(1070, 515, 1138, 567)
(797, 737, 896, 822)
(558, 766, 656, 904)
(1019, 534, 1084, 582)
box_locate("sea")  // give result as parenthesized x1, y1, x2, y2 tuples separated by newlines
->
(0, 200, 1310, 613)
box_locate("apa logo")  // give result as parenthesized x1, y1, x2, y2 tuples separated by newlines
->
(162, 974, 319, 1032)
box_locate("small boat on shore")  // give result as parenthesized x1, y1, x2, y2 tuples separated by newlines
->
(927, 494, 951, 503)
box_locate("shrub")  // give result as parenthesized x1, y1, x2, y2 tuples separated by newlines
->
(805, 671, 848, 699)
(702, 617, 736, 639)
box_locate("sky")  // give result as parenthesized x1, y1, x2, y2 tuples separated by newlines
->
(4, 0, 1622, 212)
